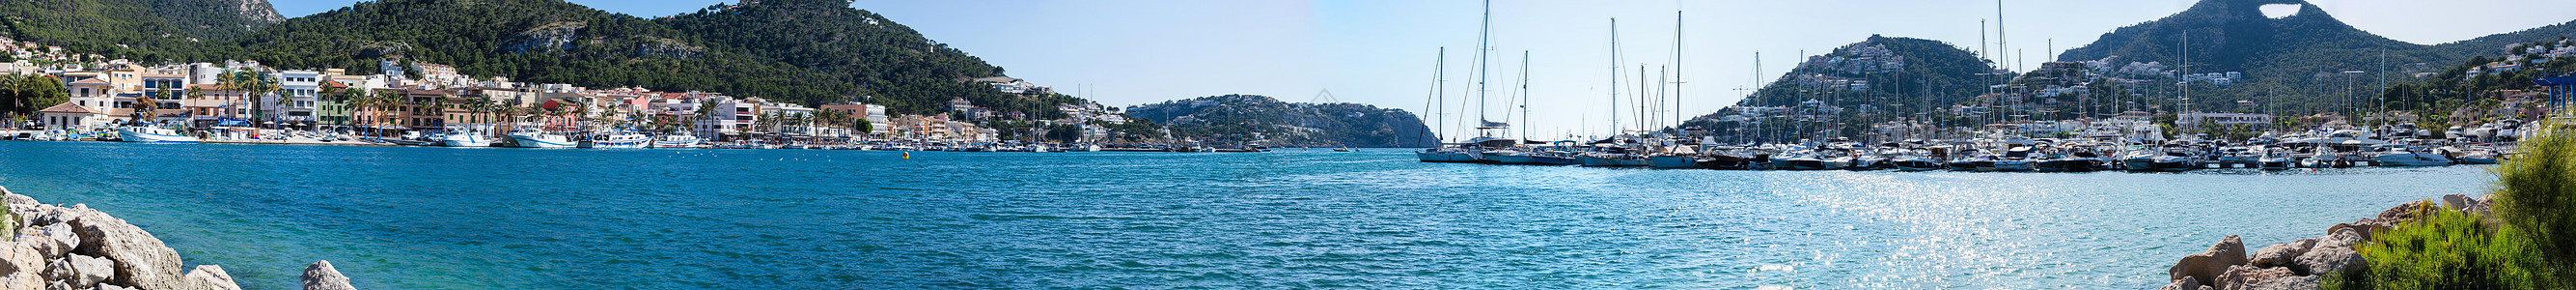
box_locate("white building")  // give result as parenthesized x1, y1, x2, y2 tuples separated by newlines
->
(271, 70, 321, 122)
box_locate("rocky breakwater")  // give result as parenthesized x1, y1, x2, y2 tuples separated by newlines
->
(0, 187, 360, 290)
(2154, 193, 2493, 290)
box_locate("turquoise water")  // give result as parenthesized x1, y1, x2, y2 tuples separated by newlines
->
(0, 141, 2498, 289)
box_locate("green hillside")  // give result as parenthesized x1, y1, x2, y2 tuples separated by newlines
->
(2055, 0, 2576, 115)
(1125, 95, 1434, 148)
(1682, 35, 1999, 141)
(0, 0, 280, 62)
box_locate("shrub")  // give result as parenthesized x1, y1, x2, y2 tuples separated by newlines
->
(2494, 125, 2575, 268)
(2328, 206, 2557, 289)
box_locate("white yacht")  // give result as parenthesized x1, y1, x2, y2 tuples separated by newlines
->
(2369, 144, 2453, 167)
(652, 134, 704, 148)
(115, 124, 200, 143)
(508, 129, 576, 148)
(582, 131, 651, 149)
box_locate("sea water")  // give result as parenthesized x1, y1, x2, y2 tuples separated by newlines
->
(0, 141, 2496, 288)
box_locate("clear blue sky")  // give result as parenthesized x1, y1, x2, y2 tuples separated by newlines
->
(272, 0, 2576, 140)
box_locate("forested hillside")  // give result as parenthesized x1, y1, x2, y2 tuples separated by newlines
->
(0, 0, 280, 62)
(1125, 95, 1433, 148)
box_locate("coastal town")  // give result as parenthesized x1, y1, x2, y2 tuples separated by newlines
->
(0, 37, 1212, 151)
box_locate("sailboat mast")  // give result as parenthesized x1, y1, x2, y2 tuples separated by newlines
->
(1436, 47, 1448, 143)
(1672, 10, 1685, 137)
(1608, 18, 1622, 139)
(1473, 0, 1492, 137)
(1504, 50, 1525, 140)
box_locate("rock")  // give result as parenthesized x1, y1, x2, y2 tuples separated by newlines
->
(67, 210, 183, 290)
(2234, 275, 2321, 290)
(2313, 228, 2364, 249)
(0, 242, 41, 278)
(179, 266, 238, 290)
(99, 284, 134, 290)
(2157, 276, 2203, 290)
(32, 225, 78, 258)
(2295, 246, 2367, 276)
(2213, 265, 2298, 290)
(2, 191, 32, 207)
(2248, 238, 2316, 270)
(39, 258, 69, 283)
(2376, 200, 2430, 224)
(42, 280, 65, 290)
(2170, 236, 2249, 287)
(68, 254, 112, 287)
(0, 272, 40, 290)
(300, 261, 352, 290)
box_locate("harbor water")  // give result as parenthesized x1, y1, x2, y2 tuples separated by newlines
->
(0, 141, 2498, 288)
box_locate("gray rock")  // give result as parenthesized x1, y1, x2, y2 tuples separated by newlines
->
(2248, 238, 2316, 270)
(69, 254, 113, 287)
(33, 224, 79, 258)
(41, 258, 70, 283)
(67, 210, 183, 290)
(0, 272, 41, 290)
(2296, 246, 2367, 276)
(99, 284, 135, 290)
(2213, 265, 2297, 290)
(2234, 275, 2320, 290)
(300, 261, 352, 290)
(44, 280, 67, 290)
(2313, 228, 2364, 249)
(0, 241, 41, 279)
(2170, 236, 2249, 287)
(2157, 276, 2202, 290)
(2, 191, 33, 207)
(179, 265, 239, 290)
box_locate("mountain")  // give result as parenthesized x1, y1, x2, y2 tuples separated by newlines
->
(1683, 35, 1998, 140)
(0, 0, 282, 61)
(655, 0, 1071, 118)
(2055, 0, 2576, 115)
(1124, 95, 1433, 148)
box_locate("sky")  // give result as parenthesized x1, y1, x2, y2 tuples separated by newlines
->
(271, 0, 2576, 140)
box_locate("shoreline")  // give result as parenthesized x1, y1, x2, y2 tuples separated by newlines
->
(2155, 193, 2493, 289)
(0, 186, 354, 290)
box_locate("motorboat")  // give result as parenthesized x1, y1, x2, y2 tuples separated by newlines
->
(440, 129, 494, 147)
(2369, 144, 2453, 167)
(652, 134, 705, 148)
(508, 129, 576, 148)
(115, 124, 200, 143)
(582, 131, 651, 149)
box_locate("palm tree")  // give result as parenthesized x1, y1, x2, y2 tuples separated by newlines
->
(221, 70, 279, 127)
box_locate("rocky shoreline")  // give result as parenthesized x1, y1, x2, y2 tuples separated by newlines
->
(0, 187, 357, 290)
(2155, 193, 2494, 290)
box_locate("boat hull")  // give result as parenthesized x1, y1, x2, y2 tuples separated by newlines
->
(2372, 154, 2453, 167)
(115, 129, 200, 144)
(1648, 156, 1700, 168)
(1577, 155, 1648, 167)
(511, 135, 576, 148)
(1416, 151, 1478, 162)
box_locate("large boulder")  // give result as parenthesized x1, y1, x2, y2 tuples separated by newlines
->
(65, 209, 184, 290)
(300, 261, 353, 290)
(2170, 236, 2250, 287)
(68, 254, 113, 288)
(2295, 245, 2367, 276)
(179, 265, 239, 290)
(2213, 265, 2298, 290)
(36, 224, 80, 258)
(2248, 238, 2316, 270)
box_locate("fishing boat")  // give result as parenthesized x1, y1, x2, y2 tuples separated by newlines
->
(508, 128, 576, 148)
(114, 124, 200, 143)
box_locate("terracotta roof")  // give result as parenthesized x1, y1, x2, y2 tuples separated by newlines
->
(36, 102, 102, 114)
